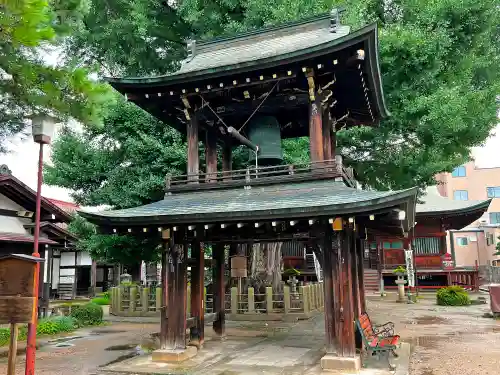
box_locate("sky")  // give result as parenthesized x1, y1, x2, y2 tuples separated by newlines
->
(1, 123, 499, 204)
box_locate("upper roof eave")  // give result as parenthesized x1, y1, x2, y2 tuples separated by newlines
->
(105, 23, 389, 119)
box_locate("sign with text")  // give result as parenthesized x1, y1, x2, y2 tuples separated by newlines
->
(404, 249, 415, 287)
(442, 253, 454, 270)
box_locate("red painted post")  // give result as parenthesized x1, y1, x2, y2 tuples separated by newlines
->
(25, 142, 44, 375)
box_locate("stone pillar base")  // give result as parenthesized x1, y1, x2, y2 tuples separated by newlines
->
(152, 346, 197, 363)
(320, 354, 361, 371)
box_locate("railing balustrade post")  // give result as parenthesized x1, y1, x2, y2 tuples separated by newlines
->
(248, 287, 255, 313)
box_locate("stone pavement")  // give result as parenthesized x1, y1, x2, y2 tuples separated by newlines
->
(100, 312, 408, 375)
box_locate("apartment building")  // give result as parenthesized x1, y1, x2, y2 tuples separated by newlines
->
(436, 161, 500, 225)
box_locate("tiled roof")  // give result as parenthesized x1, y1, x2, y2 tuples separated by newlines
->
(416, 186, 490, 215)
(177, 21, 350, 75)
(47, 198, 79, 213)
(0, 232, 57, 245)
(80, 180, 418, 227)
(0, 174, 73, 223)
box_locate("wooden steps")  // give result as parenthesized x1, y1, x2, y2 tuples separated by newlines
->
(363, 268, 379, 291)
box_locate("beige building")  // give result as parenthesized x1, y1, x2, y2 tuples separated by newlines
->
(451, 227, 500, 268)
(436, 161, 500, 225)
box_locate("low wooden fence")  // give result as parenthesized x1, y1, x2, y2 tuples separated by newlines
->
(110, 282, 323, 320)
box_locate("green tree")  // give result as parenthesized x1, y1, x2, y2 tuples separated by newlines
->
(49, 0, 499, 262)
(0, 0, 111, 152)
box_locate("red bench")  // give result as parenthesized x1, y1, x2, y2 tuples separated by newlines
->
(356, 313, 400, 369)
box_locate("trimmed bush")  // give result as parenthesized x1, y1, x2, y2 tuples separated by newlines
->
(70, 302, 103, 325)
(437, 286, 471, 306)
(91, 297, 110, 305)
(37, 316, 77, 335)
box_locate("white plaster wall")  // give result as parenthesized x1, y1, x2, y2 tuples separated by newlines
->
(60, 252, 75, 266)
(76, 251, 92, 266)
(0, 194, 32, 233)
(52, 258, 60, 289)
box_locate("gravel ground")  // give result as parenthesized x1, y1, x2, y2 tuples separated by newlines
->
(0, 323, 157, 375)
(1, 293, 498, 375)
(367, 292, 500, 375)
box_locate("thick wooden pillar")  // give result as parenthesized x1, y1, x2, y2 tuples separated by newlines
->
(187, 115, 199, 182)
(166, 238, 187, 350)
(357, 238, 367, 313)
(212, 243, 226, 337)
(222, 143, 232, 180)
(339, 228, 356, 357)
(190, 229, 204, 347)
(160, 240, 169, 349)
(307, 70, 324, 163)
(205, 131, 217, 183)
(351, 235, 361, 320)
(322, 110, 332, 161)
(322, 223, 337, 354)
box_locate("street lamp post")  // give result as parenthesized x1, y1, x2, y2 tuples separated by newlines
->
(25, 114, 56, 375)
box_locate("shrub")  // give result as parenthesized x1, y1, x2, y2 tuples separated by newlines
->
(70, 302, 103, 326)
(98, 291, 111, 299)
(37, 316, 77, 335)
(436, 286, 471, 306)
(91, 297, 110, 305)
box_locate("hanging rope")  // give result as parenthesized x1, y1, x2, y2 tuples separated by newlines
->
(237, 80, 281, 132)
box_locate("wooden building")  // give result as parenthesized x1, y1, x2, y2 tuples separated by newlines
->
(365, 186, 490, 291)
(81, 11, 418, 370)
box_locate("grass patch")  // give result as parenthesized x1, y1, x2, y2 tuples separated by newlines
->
(0, 304, 104, 347)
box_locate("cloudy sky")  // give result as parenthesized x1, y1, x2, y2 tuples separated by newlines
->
(1, 123, 499, 204)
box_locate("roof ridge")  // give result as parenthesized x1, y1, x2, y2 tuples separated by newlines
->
(196, 12, 331, 47)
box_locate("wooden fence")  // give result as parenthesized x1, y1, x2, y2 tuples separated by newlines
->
(110, 282, 324, 320)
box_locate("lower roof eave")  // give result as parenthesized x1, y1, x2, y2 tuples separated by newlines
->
(80, 189, 417, 228)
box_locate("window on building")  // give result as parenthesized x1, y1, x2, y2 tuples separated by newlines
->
(489, 212, 500, 224)
(412, 237, 441, 255)
(453, 190, 469, 201)
(382, 241, 403, 249)
(487, 187, 500, 198)
(451, 166, 466, 177)
(456, 237, 469, 246)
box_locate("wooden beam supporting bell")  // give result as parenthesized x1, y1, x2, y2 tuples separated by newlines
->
(212, 243, 226, 338)
(322, 110, 333, 161)
(205, 130, 217, 183)
(306, 69, 324, 163)
(187, 113, 200, 183)
(189, 228, 204, 347)
(222, 143, 232, 181)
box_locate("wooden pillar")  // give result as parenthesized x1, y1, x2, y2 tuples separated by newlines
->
(190, 229, 205, 347)
(307, 70, 324, 163)
(322, 110, 332, 161)
(322, 224, 337, 353)
(351, 235, 361, 319)
(160, 240, 168, 349)
(90, 259, 97, 297)
(187, 115, 199, 183)
(357, 238, 367, 313)
(222, 143, 232, 180)
(339, 227, 356, 357)
(166, 236, 187, 350)
(212, 243, 226, 337)
(205, 131, 217, 183)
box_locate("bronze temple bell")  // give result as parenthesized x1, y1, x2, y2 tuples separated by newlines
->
(247, 116, 283, 166)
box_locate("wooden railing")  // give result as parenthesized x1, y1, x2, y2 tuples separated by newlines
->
(110, 282, 323, 318)
(165, 159, 357, 192)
